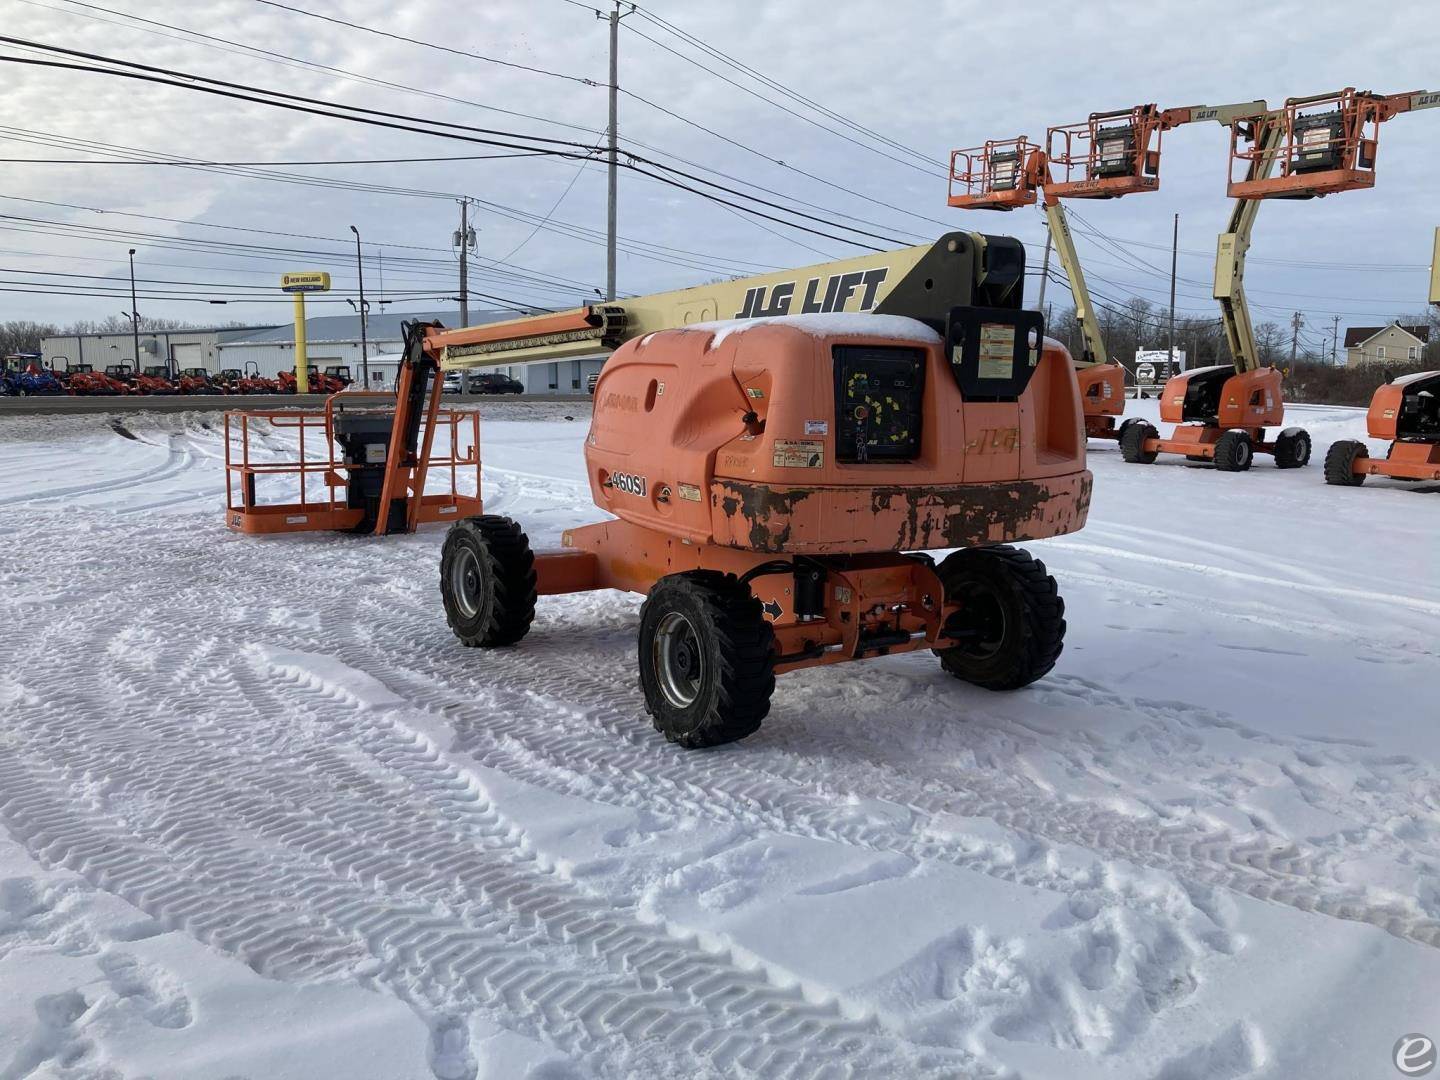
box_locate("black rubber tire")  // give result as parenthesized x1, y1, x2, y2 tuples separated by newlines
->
(638, 571, 775, 748)
(935, 546, 1065, 691)
(1120, 421, 1159, 464)
(1274, 427, 1312, 469)
(1213, 430, 1254, 472)
(1324, 439, 1368, 486)
(439, 515, 537, 647)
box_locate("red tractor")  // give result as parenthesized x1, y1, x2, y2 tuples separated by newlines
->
(278, 366, 347, 394)
(138, 366, 179, 395)
(177, 367, 221, 394)
(66, 364, 130, 395)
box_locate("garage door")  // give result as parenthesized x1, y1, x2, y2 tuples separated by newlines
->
(171, 343, 204, 371)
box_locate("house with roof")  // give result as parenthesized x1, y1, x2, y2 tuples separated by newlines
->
(1343, 322, 1430, 367)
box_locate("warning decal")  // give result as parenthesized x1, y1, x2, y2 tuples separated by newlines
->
(772, 439, 824, 468)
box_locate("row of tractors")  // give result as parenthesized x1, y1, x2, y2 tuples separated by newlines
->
(1, 359, 354, 397)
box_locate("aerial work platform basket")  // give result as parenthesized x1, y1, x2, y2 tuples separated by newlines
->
(947, 138, 1042, 210)
(223, 339, 481, 536)
(1045, 105, 1165, 199)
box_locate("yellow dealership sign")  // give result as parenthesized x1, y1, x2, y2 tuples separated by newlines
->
(281, 271, 331, 293)
(280, 271, 331, 393)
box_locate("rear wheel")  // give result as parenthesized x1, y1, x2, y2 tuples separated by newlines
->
(638, 572, 775, 748)
(1274, 427, 1312, 469)
(1213, 430, 1254, 472)
(1324, 439, 1368, 486)
(440, 516, 537, 646)
(1120, 421, 1159, 464)
(935, 546, 1065, 691)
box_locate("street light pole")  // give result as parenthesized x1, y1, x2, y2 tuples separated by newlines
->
(350, 225, 370, 385)
(127, 247, 140, 371)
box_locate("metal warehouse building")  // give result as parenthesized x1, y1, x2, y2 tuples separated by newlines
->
(41, 325, 278, 374)
(42, 309, 604, 393)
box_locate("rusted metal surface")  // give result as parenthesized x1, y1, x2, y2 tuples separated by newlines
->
(711, 472, 1092, 554)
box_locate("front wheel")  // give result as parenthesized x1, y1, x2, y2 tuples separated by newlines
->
(1120, 421, 1159, 464)
(1213, 430, 1254, 472)
(1324, 439, 1368, 486)
(1274, 427, 1312, 469)
(440, 516, 537, 647)
(935, 546, 1065, 691)
(638, 572, 775, 748)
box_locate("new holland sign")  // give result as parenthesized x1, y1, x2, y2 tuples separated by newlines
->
(281, 272, 331, 293)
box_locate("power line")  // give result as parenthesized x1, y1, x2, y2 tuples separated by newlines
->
(246, 0, 600, 86)
(0, 41, 898, 251)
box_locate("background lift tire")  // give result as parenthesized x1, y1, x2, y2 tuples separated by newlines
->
(1213, 430, 1254, 472)
(440, 515, 538, 646)
(935, 545, 1066, 691)
(638, 571, 776, 749)
(1120, 421, 1159, 464)
(1324, 439, 1369, 486)
(1274, 427, 1312, 469)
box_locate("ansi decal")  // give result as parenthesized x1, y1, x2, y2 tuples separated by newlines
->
(608, 471, 647, 496)
(734, 267, 889, 319)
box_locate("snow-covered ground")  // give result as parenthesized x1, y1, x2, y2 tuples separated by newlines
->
(1, 400, 1438, 1080)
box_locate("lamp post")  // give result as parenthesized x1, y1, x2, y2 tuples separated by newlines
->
(127, 248, 140, 370)
(349, 225, 370, 385)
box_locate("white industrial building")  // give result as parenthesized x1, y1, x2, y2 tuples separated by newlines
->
(42, 308, 602, 394)
(41, 325, 277, 373)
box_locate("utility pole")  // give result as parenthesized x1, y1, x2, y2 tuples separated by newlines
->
(1329, 314, 1341, 365)
(455, 198, 476, 392)
(600, 2, 634, 301)
(127, 247, 140, 371)
(1289, 310, 1304, 367)
(1167, 213, 1178, 379)
(349, 225, 370, 386)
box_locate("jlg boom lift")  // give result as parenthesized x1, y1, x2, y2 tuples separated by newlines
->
(1325, 225, 1440, 488)
(1125, 87, 1437, 471)
(226, 231, 1093, 748)
(947, 100, 1262, 450)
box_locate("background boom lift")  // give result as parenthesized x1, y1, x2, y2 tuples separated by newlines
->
(1324, 225, 1440, 488)
(947, 101, 1260, 445)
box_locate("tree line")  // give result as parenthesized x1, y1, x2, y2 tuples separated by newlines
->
(0, 317, 252, 356)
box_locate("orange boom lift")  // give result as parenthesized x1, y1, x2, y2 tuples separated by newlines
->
(1325, 226, 1440, 488)
(947, 100, 1262, 447)
(425, 231, 1092, 748)
(1124, 88, 1438, 471)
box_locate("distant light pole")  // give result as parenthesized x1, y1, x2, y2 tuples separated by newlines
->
(127, 248, 140, 370)
(349, 225, 370, 384)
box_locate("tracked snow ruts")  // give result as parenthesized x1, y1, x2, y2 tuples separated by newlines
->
(351, 592, 1440, 952)
(0, 632, 986, 1080)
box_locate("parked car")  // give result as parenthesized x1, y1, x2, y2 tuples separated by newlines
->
(470, 373, 524, 395)
(442, 371, 463, 394)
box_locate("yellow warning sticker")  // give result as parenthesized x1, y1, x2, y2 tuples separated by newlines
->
(772, 439, 824, 468)
(977, 324, 1015, 380)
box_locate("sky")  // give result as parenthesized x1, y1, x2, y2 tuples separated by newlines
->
(1, 0, 1437, 356)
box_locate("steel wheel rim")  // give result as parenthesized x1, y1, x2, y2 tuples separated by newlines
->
(451, 546, 484, 619)
(654, 611, 704, 708)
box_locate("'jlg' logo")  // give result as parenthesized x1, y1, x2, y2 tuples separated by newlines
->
(965, 427, 1019, 454)
(608, 471, 647, 496)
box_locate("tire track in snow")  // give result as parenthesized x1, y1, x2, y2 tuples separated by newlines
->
(0, 619, 983, 1080)
(351, 590, 1440, 953)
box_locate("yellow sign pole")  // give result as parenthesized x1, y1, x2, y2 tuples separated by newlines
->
(289, 293, 306, 394)
(280, 272, 330, 394)
(293, 291, 309, 394)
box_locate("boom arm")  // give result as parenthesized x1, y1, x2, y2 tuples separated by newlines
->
(1431, 226, 1440, 307)
(1214, 114, 1285, 373)
(427, 232, 1028, 369)
(1041, 198, 1108, 365)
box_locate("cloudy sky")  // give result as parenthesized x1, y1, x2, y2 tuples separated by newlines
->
(1, 0, 1436, 352)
